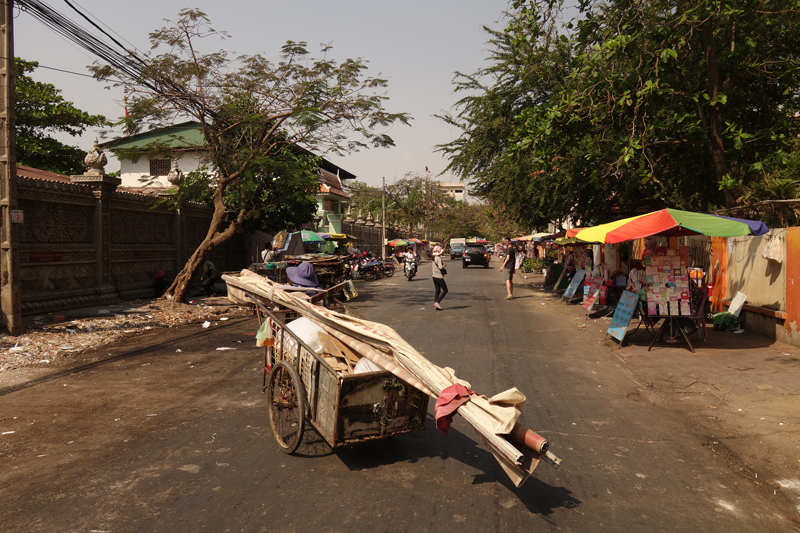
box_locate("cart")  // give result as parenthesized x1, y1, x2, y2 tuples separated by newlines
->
(252, 297, 429, 454)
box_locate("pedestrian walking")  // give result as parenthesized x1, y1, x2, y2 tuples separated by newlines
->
(501, 237, 515, 300)
(431, 245, 448, 310)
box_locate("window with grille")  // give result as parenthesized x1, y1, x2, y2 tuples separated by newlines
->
(149, 159, 171, 177)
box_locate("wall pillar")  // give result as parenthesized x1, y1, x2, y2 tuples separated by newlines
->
(785, 227, 800, 343)
(710, 236, 728, 313)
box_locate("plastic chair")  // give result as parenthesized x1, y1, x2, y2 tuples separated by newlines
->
(689, 288, 709, 341)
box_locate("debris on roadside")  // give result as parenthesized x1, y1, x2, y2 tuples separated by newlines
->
(0, 299, 250, 374)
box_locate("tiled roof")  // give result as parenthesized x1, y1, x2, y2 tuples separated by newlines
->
(117, 186, 171, 197)
(16, 165, 72, 183)
(318, 169, 349, 199)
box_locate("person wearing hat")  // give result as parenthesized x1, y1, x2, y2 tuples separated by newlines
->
(431, 245, 448, 310)
(286, 261, 322, 297)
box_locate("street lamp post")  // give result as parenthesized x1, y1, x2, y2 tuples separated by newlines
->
(381, 177, 386, 262)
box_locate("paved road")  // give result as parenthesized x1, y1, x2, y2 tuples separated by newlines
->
(1, 263, 797, 532)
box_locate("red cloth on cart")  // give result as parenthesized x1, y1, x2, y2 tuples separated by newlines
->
(435, 383, 476, 435)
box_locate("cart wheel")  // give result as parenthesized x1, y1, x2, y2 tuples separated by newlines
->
(267, 361, 306, 454)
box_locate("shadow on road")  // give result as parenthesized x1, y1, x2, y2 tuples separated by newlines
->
(332, 417, 580, 516)
(292, 425, 335, 458)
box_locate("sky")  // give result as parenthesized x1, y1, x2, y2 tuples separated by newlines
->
(14, 0, 512, 189)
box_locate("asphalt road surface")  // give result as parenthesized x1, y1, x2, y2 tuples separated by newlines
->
(1, 262, 797, 532)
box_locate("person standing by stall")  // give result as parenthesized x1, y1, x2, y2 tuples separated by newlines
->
(431, 245, 448, 310)
(501, 237, 515, 300)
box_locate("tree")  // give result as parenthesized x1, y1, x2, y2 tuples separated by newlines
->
(92, 10, 410, 301)
(15, 58, 106, 175)
(441, 0, 800, 228)
(343, 181, 383, 220)
(384, 173, 456, 238)
(436, 14, 579, 229)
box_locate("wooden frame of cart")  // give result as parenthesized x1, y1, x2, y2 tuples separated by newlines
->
(252, 299, 429, 454)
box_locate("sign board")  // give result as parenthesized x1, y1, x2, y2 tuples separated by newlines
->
(582, 276, 605, 311)
(562, 269, 585, 301)
(607, 290, 639, 343)
(10, 210, 23, 223)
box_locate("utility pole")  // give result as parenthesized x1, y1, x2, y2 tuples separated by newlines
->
(0, 1, 22, 335)
(381, 177, 386, 262)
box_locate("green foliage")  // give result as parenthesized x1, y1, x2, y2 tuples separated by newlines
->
(14, 58, 106, 175)
(165, 155, 320, 234)
(344, 181, 383, 220)
(384, 173, 457, 237)
(521, 257, 544, 272)
(441, 0, 800, 228)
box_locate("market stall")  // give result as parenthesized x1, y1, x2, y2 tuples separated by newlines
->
(568, 208, 767, 350)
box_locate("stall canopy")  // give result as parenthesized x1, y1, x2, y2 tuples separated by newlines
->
(388, 239, 410, 247)
(295, 230, 326, 243)
(570, 208, 765, 244)
(712, 215, 769, 236)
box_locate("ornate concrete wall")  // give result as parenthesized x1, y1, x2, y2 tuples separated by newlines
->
(17, 176, 246, 315)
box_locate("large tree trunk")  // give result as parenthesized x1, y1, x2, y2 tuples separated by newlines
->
(701, 17, 735, 209)
(162, 188, 242, 302)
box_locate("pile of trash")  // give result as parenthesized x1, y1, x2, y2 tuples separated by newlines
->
(0, 299, 249, 374)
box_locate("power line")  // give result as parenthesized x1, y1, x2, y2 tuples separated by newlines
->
(0, 55, 123, 82)
(17, 0, 148, 83)
(16, 0, 212, 118)
(66, 0, 144, 58)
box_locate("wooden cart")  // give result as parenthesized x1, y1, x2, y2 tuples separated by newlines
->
(252, 298, 429, 454)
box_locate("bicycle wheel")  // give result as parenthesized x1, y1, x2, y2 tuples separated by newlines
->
(267, 361, 306, 454)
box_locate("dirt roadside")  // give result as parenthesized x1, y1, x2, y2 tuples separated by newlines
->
(518, 275, 800, 515)
(0, 297, 252, 388)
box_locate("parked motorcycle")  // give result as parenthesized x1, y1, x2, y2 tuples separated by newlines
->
(358, 260, 381, 282)
(382, 258, 396, 277)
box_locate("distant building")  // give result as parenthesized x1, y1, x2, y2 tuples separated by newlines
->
(439, 182, 465, 202)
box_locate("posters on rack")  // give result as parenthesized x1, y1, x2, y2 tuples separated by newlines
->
(582, 276, 604, 311)
(607, 290, 639, 342)
(644, 246, 692, 316)
(562, 270, 586, 300)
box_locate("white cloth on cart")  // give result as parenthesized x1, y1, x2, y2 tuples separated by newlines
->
(285, 317, 326, 354)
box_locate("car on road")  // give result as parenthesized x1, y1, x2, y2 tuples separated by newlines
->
(462, 244, 490, 268)
(450, 243, 466, 259)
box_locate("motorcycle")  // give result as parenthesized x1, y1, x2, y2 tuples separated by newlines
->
(404, 259, 416, 281)
(358, 259, 381, 282)
(382, 258, 396, 277)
